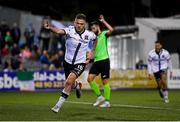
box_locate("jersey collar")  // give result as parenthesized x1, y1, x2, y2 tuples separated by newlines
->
(75, 28, 85, 36)
(155, 48, 163, 55)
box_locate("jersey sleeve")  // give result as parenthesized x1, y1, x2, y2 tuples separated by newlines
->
(90, 32, 96, 41)
(166, 52, 172, 72)
(87, 40, 93, 51)
(63, 26, 71, 35)
(147, 53, 153, 74)
(103, 30, 109, 37)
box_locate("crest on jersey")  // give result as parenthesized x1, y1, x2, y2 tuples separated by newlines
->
(85, 35, 89, 40)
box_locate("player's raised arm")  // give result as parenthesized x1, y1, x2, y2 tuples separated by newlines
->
(43, 20, 65, 35)
(99, 15, 114, 36)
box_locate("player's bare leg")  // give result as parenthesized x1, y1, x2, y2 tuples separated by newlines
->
(161, 73, 169, 103)
(157, 79, 164, 98)
(51, 72, 77, 113)
(72, 80, 82, 98)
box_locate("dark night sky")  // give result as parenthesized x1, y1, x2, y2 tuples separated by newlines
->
(0, 0, 180, 25)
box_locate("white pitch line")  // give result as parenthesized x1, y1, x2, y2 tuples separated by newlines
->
(66, 101, 180, 111)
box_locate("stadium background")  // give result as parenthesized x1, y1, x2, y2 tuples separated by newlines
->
(0, 0, 180, 121)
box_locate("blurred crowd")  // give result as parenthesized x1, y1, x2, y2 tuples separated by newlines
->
(0, 18, 65, 71)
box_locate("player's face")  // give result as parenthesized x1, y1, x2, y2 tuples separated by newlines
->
(155, 43, 162, 52)
(74, 19, 86, 33)
(91, 25, 98, 35)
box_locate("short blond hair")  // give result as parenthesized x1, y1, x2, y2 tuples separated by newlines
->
(75, 13, 86, 21)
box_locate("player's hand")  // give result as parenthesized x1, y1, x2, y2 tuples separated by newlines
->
(99, 15, 105, 22)
(148, 74, 153, 80)
(87, 51, 93, 59)
(85, 59, 90, 64)
(85, 51, 93, 64)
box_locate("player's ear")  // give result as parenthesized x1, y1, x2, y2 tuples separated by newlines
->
(74, 19, 77, 24)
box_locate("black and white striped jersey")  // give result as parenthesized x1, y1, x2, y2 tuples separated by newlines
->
(147, 49, 172, 74)
(63, 26, 96, 65)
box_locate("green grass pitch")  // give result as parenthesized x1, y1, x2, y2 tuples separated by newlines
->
(0, 90, 180, 121)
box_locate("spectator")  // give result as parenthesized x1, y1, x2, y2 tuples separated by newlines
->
(11, 22, 21, 45)
(40, 50, 51, 69)
(57, 35, 65, 52)
(18, 62, 26, 71)
(19, 46, 32, 60)
(3, 60, 12, 72)
(11, 43, 20, 56)
(49, 52, 63, 70)
(32, 33, 40, 50)
(24, 23, 35, 50)
(31, 45, 41, 60)
(0, 55, 1, 65)
(0, 19, 10, 44)
(40, 19, 51, 51)
(58, 50, 64, 69)
(11, 56, 21, 70)
(49, 33, 59, 53)
(5, 31, 13, 48)
(1, 44, 9, 56)
(0, 31, 3, 49)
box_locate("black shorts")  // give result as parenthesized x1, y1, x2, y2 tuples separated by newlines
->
(63, 61, 86, 79)
(89, 58, 110, 79)
(153, 69, 167, 81)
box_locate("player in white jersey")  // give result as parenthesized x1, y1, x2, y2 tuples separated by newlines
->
(148, 40, 172, 103)
(44, 13, 96, 113)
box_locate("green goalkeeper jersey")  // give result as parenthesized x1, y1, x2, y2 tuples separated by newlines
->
(94, 30, 109, 62)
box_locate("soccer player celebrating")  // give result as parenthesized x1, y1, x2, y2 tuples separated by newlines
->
(87, 15, 114, 107)
(44, 13, 96, 113)
(148, 40, 172, 103)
